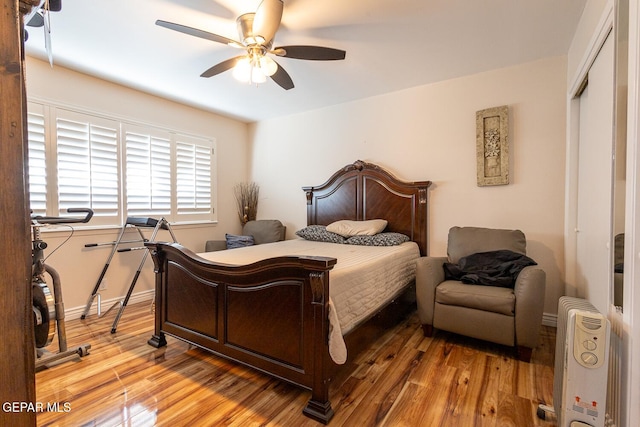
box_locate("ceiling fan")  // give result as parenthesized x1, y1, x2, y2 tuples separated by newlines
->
(24, 0, 62, 66)
(156, 0, 346, 90)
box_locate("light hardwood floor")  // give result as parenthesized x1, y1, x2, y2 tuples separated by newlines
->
(36, 302, 557, 426)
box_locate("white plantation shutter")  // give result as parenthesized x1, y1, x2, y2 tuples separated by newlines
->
(89, 126, 120, 215)
(56, 110, 119, 221)
(124, 127, 172, 216)
(26, 103, 47, 216)
(56, 117, 91, 208)
(26, 102, 216, 226)
(176, 137, 212, 215)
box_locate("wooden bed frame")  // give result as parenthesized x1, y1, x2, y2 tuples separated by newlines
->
(146, 160, 431, 423)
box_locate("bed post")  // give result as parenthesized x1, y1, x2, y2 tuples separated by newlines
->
(303, 271, 335, 424)
(147, 243, 167, 348)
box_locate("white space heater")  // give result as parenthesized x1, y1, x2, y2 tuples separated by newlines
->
(544, 296, 611, 427)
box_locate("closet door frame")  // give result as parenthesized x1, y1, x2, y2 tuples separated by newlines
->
(565, 6, 615, 300)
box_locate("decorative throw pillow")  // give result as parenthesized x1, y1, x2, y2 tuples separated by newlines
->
(225, 234, 255, 249)
(346, 232, 410, 246)
(326, 219, 388, 237)
(295, 225, 346, 244)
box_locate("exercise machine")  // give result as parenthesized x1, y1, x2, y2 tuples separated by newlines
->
(81, 216, 177, 333)
(31, 208, 93, 371)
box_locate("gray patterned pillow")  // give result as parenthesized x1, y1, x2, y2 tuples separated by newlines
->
(295, 225, 346, 244)
(346, 232, 410, 246)
(226, 234, 255, 249)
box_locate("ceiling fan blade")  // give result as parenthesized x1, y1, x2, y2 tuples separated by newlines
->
(273, 45, 346, 61)
(27, 10, 44, 27)
(49, 0, 62, 12)
(200, 56, 244, 78)
(156, 20, 243, 48)
(252, 0, 283, 43)
(270, 61, 294, 90)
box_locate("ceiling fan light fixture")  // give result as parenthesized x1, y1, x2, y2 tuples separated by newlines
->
(259, 56, 278, 76)
(232, 56, 252, 82)
(251, 67, 267, 83)
(232, 54, 271, 84)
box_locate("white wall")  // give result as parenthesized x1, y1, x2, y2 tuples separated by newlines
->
(249, 56, 568, 316)
(25, 57, 249, 315)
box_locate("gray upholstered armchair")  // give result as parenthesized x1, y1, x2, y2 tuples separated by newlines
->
(204, 219, 286, 252)
(416, 226, 546, 362)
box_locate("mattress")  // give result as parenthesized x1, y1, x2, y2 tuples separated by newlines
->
(197, 238, 420, 364)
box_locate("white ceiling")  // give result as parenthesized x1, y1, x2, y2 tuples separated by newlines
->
(24, 0, 586, 123)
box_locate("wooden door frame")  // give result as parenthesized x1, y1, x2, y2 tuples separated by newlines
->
(0, 1, 40, 425)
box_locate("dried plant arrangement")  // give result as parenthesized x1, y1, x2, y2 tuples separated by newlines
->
(233, 182, 259, 225)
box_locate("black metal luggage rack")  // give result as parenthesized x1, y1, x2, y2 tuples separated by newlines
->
(81, 216, 177, 333)
(31, 208, 94, 371)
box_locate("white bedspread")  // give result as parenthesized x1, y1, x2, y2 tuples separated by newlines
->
(197, 238, 420, 364)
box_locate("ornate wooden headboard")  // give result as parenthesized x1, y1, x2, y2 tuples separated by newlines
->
(302, 160, 432, 256)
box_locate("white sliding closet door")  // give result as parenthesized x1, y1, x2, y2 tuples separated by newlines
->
(575, 32, 615, 315)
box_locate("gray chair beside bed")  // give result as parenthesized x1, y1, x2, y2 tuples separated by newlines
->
(204, 219, 286, 252)
(415, 226, 546, 362)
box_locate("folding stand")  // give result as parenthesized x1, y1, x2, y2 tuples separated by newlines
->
(81, 217, 177, 333)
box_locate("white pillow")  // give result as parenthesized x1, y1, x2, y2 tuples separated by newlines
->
(326, 219, 388, 237)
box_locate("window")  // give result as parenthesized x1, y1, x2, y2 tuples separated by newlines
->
(176, 135, 213, 215)
(56, 110, 120, 223)
(26, 101, 216, 226)
(27, 104, 47, 216)
(124, 125, 172, 217)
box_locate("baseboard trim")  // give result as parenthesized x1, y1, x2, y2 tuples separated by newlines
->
(65, 289, 155, 321)
(542, 312, 557, 328)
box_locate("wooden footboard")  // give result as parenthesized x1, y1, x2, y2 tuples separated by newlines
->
(146, 242, 338, 423)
